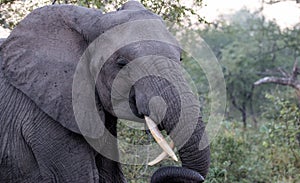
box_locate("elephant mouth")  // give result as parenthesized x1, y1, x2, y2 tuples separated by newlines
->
(128, 84, 179, 165)
(129, 95, 177, 164)
(128, 88, 144, 118)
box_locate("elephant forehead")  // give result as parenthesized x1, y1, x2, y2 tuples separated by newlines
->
(98, 8, 162, 34)
(89, 19, 180, 79)
(115, 41, 181, 61)
(119, 1, 147, 11)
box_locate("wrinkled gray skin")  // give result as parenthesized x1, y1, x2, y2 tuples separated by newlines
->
(0, 1, 210, 183)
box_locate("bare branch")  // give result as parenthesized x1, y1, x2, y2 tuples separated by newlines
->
(292, 59, 299, 81)
(254, 76, 300, 90)
(255, 58, 300, 90)
(265, 0, 281, 4)
(265, 0, 300, 4)
(277, 67, 289, 77)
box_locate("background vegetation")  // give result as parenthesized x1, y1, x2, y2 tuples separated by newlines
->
(1, 0, 299, 182)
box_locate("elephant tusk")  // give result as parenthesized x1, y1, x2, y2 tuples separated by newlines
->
(145, 116, 178, 162)
(148, 141, 175, 166)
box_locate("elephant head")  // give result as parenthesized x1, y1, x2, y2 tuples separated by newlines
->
(0, 1, 210, 182)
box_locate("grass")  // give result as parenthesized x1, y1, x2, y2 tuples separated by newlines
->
(117, 118, 300, 183)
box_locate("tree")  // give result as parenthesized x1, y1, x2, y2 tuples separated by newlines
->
(199, 9, 299, 127)
(0, 0, 205, 30)
(263, 0, 300, 4)
(253, 23, 300, 103)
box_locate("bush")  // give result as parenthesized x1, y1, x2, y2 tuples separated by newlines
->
(261, 94, 300, 181)
(206, 94, 300, 183)
(117, 93, 300, 183)
(206, 121, 270, 183)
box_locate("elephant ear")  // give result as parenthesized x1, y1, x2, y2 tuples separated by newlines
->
(0, 39, 5, 47)
(0, 5, 105, 138)
(1, 2, 162, 138)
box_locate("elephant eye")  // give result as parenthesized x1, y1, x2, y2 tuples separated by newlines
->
(116, 57, 129, 67)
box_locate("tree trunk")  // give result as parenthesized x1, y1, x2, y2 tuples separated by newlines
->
(242, 109, 247, 129)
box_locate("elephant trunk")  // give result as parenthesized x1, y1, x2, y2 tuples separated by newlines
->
(157, 106, 210, 181)
(133, 75, 210, 181)
(177, 117, 210, 177)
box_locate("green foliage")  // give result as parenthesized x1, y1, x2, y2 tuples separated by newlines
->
(140, 0, 206, 26)
(206, 122, 267, 183)
(118, 104, 300, 183)
(0, 0, 205, 30)
(117, 92, 300, 183)
(0, 0, 51, 29)
(205, 94, 300, 183)
(74, 0, 206, 26)
(199, 9, 300, 126)
(261, 94, 300, 181)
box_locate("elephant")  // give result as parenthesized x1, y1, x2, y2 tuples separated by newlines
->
(0, 1, 210, 183)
